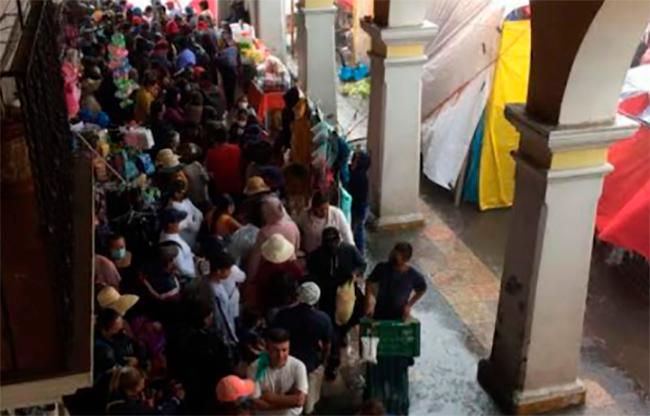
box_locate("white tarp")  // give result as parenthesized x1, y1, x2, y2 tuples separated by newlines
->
(420, 0, 528, 189)
(422, 66, 494, 188)
(420, 1, 504, 189)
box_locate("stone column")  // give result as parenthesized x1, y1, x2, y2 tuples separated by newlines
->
(361, 19, 437, 229)
(477, 104, 637, 414)
(253, 0, 286, 61)
(296, 0, 337, 119)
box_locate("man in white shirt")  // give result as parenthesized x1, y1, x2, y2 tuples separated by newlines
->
(298, 191, 354, 254)
(208, 250, 247, 343)
(248, 328, 309, 416)
(159, 207, 197, 280)
(168, 179, 203, 249)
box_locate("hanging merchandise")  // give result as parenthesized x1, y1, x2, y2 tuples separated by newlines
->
(108, 33, 138, 108)
(290, 98, 313, 167)
(478, 20, 530, 210)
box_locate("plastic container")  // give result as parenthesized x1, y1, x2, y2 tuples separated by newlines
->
(359, 318, 420, 358)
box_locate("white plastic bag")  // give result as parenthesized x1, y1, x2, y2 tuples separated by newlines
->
(360, 335, 379, 364)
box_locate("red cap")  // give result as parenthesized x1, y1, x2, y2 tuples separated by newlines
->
(216, 376, 256, 402)
(165, 20, 179, 36)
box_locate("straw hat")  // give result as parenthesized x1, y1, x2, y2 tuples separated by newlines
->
(261, 233, 295, 264)
(155, 148, 181, 169)
(97, 286, 139, 316)
(243, 176, 271, 196)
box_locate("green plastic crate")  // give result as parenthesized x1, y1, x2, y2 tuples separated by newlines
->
(359, 318, 421, 357)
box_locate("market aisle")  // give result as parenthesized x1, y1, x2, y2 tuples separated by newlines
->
(357, 178, 650, 414)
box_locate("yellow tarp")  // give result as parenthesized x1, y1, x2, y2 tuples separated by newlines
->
(479, 20, 531, 210)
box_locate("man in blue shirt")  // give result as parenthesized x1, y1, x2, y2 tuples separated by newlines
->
(365, 242, 427, 321)
(175, 37, 196, 70)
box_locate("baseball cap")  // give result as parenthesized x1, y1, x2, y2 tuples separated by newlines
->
(160, 207, 188, 226)
(216, 375, 256, 402)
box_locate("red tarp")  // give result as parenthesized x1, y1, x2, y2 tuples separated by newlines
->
(596, 93, 650, 259)
(189, 0, 217, 20)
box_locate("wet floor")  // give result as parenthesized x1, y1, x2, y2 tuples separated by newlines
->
(420, 178, 650, 396)
(334, 89, 648, 415)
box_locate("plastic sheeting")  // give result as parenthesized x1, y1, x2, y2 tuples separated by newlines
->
(420, 1, 508, 189)
(422, 0, 498, 117)
(463, 111, 486, 203)
(421, 67, 493, 189)
(478, 19, 531, 210)
(596, 126, 650, 259)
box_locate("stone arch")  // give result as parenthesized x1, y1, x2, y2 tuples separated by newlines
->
(526, 0, 649, 126)
(479, 1, 648, 414)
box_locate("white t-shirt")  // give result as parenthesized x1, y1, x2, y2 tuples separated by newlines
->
(211, 265, 246, 331)
(247, 356, 309, 416)
(160, 232, 196, 279)
(171, 199, 203, 249)
(298, 206, 354, 253)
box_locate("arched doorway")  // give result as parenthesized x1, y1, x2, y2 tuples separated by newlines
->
(477, 1, 649, 413)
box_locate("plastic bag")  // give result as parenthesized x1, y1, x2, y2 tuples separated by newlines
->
(360, 335, 379, 364)
(335, 280, 356, 326)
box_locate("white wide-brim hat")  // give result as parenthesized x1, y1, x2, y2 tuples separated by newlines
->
(261, 233, 295, 264)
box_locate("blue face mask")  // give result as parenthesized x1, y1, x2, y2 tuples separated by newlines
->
(111, 248, 126, 261)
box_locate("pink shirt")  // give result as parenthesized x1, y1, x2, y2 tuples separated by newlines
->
(95, 255, 121, 288)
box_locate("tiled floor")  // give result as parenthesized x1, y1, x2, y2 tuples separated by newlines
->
(302, 75, 647, 415)
(354, 197, 650, 415)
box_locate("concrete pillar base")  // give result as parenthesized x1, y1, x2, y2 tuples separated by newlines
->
(478, 359, 586, 415)
(374, 212, 425, 231)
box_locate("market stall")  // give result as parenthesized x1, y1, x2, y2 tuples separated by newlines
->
(229, 21, 292, 124)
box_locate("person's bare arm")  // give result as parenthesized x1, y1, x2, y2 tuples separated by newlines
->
(160, 277, 180, 300)
(321, 341, 332, 364)
(142, 278, 163, 300)
(403, 288, 427, 320)
(252, 398, 274, 411)
(365, 282, 378, 317)
(261, 391, 306, 409)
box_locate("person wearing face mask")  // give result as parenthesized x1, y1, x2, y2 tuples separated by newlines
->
(106, 233, 138, 295)
(230, 95, 252, 124)
(229, 108, 250, 145)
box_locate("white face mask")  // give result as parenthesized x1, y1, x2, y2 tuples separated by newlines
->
(238, 102, 248, 110)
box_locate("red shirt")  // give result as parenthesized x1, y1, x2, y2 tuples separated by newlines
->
(205, 144, 243, 195)
(244, 260, 305, 315)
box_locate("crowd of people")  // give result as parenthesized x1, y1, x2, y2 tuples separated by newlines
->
(61, 1, 427, 415)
